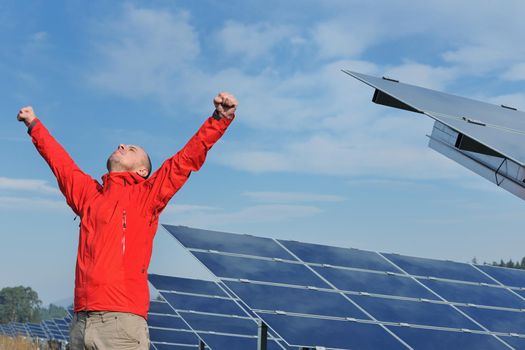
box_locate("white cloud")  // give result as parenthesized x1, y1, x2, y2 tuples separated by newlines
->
(84, 2, 525, 185)
(442, 45, 513, 74)
(161, 204, 322, 227)
(0, 177, 59, 195)
(89, 4, 199, 99)
(383, 63, 457, 91)
(162, 204, 217, 215)
(0, 196, 67, 211)
(312, 20, 382, 59)
(217, 21, 296, 60)
(501, 63, 525, 82)
(486, 93, 525, 111)
(242, 191, 345, 203)
(216, 113, 466, 179)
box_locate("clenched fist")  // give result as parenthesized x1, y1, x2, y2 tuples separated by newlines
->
(213, 92, 237, 120)
(17, 106, 37, 127)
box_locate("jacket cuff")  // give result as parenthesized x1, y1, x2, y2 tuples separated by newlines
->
(212, 111, 235, 123)
(27, 118, 39, 135)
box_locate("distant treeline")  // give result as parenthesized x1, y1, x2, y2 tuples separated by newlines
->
(0, 286, 67, 324)
(473, 257, 525, 270)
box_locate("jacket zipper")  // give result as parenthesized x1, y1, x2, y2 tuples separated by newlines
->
(122, 209, 127, 255)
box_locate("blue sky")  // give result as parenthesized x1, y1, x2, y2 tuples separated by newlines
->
(2, 0, 525, 305)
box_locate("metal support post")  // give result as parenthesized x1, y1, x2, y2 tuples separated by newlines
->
(257, 320, 268, 350)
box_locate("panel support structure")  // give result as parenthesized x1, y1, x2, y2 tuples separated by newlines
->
(199, 340, 206, 350)
(258, 320, 268, 350)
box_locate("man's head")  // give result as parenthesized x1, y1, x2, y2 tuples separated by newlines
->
(107, 144, 152, 178)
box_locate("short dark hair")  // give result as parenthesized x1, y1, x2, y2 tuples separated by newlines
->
(144, 153, 152, 178)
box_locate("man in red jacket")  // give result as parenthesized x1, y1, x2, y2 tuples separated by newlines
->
(17, 92, 237, 350)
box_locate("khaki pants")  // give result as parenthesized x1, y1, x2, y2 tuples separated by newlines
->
(70, 311, 149, 350)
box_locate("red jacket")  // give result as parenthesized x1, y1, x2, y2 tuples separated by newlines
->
(28, 115, 233, 318)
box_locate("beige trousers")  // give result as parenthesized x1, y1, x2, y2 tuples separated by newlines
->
(70, 311, 149, 350)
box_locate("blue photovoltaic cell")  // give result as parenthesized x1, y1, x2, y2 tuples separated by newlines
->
(458, 306, 525, 335)
(477, 264, 525, 288)
(313, 266, 439, 300)
(388, 326, 509, 350)
(148, 314, 189, 330)
(420, 279, 525, 309)
(161, 292, 246, 317)
(150, 274, 289, 349)
(382, 253, 494, 284)
(163, 225, 294, 260)
(164, 225, 525, 348)
(515, 290, 525, 299)
(198, 333, 284, 350)
(12, 323, 28, 335)
(350, 295, 481, 330)
(149, 328, 199, 345)
(55, 318, 69, 328)
(28, 323, 47, 338)
(279, 239, 400, 272)
(150, 300, 177, 315)
(258, 313, 405, 350)
(192, 252, 329, 288)
(224, 281, 370, 320)
(149, 274, 227, 297)
(499, 336, 525, 349)
(177, 311, 257, 336)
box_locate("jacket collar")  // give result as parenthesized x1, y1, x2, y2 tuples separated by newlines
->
(101, 172, 145, 190)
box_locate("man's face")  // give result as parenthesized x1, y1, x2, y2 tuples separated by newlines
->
(107, 144, 149, 174)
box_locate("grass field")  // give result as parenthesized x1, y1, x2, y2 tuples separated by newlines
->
(0, 335, 62, 350)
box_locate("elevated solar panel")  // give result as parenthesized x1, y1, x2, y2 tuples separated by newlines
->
(148, 299, 204, 350)
(27, 323, 48, 339)
(12, 322, 29, 336)
(343, 70, 525, 200)
(43, 319, 66, 341)
(164, 224, 525, 349)
(148, 274, 288, 350)
(54, 318, 70, 340)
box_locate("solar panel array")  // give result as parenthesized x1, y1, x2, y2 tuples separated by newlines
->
(0, 316, 70, 342)
(148, 274, 289, 350)
(164, 224, 525, 350)
(148, 298, 205, 350)
(343, 70, 525, 201)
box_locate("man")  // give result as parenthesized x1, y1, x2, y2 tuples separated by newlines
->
(16, 92, 237, 349)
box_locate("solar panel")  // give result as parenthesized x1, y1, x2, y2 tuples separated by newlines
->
(148, 299, 203, 350)
(54, 317, 70, 340)
(343, 70, 525, 200)
(164, 224, 525, 349)
(148, 274, 289, 350)
(43, 319, 66, 341)
(27, 322, 48, 339)
(477, 264, 525, 288)
(12, 322, 29, 336)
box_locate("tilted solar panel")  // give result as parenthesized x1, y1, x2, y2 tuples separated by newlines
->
(148, 274, 289, 350)
(148, 299, 203, 350)
(343, 70, 525, 200)
(164, 224, 525, 349)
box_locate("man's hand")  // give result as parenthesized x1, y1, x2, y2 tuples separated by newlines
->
(17, 106, 37, 127)
(213, 92, 237, 120)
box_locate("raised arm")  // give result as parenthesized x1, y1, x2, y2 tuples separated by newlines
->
(142, 92, 237, 214)
(17, 107, 100, 215)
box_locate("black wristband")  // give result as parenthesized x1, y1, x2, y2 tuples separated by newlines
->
(27, 119, 39, 134)
(212, 110, 222, 120)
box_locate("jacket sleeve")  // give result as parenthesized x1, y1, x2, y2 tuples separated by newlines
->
(143, 115, 234, 214)
(28, 119, 100, 216)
